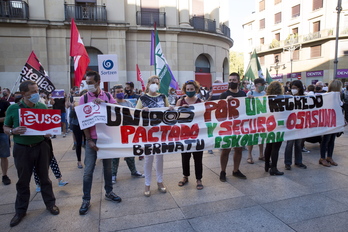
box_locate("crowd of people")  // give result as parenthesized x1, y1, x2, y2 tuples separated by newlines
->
(0, 71, 346, 227)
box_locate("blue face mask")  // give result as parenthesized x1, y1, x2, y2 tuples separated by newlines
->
(28, 93, 40, 104)
(186, 91, 196, 98)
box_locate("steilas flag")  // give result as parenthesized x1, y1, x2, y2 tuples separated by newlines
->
(136, 64, 146, 91)
(70, 19, 90, 87)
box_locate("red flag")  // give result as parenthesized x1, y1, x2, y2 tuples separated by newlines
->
(136, 64, 145, 91)
(70, 19, 90, 87)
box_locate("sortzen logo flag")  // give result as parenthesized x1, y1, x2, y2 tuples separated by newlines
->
(70, 19, 90, 87)
(20, 51, 56, 94)
(136, 64, 145, 91)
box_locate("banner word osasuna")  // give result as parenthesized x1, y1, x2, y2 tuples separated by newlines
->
(78, 93, 345, 159)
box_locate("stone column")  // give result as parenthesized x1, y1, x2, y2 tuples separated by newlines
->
(179, 0, 191, 28)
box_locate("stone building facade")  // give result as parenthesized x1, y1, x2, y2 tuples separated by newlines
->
(0, 0, 233, 91)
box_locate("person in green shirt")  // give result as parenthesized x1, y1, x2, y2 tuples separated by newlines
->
(3, 80, 59, 227)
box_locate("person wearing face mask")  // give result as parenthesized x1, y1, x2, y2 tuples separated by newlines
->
(284, 80, 307, 171)
(242, 80, 251, 94)
(167, 87, 178, 106)
(176, 80, 204, 190)
(246, 78, 266, 164)
(314, 81, 326, 94)
(135, 76, 172, 197)
(219, 72, 247, 182)
(3, 80, 59, 227)
(124, 81, 140, 101)
(111, 85, 144, 183)
(78, 71, 122, 215)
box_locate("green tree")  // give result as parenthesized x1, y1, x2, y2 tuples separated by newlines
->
(229, 51, 244, 76)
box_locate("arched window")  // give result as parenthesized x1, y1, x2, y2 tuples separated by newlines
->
(195, 54, 210, 73)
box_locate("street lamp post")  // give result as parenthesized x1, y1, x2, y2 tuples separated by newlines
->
(269, 55, 285, 78)
(283, 34, 301, 81)
(334, 0, 342, 79)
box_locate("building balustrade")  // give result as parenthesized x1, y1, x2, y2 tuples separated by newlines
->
(0, 1, 29, 19)
(136, 11, 166, 27)
(65, 4, 107, 22)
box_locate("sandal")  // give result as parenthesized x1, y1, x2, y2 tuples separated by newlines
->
(247, 158, 254, 164)
(258, 156, 265, 161)
(178, 177, 188, 187)
(196, 179, 204, 190)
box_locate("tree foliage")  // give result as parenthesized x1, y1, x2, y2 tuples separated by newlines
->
(229, 51, 244, 76)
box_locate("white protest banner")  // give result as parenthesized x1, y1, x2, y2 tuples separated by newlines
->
(93, 92, 344, 159)
(211, 83, 228, 96)
(98, 54, 118, 82)
(19, 108, 61, 135)
(75, 102, 107, 129)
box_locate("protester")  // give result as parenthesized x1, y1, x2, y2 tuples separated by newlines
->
(319, 79, 343, 167)
(207, 79, 223, 101)
(284, 80, 307, 170)
(341, 82, 348, 123)
(284, 81, 291, 94)
(167, 87, 177, 106)
(241, 80, 251, 94)
(52, 94, 68, 138)
(0, 98, 11, 185)
(264, 81, 284, 176)
(68, 90, 86, 169)
(176, 80, 204, 190)
(246, 78, 266, 164)
(4, 80, 59, 227)
(124, 81, 140, 100)
(136, 75, 172, 197)
(1, 88, 15, 102)
(315, 81, 326, 93)
(219, 72, 247, 182)
(78, 71, 121, 215)
(111, 85, 144, 183)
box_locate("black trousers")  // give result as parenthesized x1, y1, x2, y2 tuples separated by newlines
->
(264, 142, 282, 168)
(181, 151, 203, 180)
(71, 123, 84, 161)
(13, 141, 56, 214)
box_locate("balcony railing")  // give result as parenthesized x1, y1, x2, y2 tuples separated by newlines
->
(190, 16, 216, 33)
(0, 1, 29, 19)
(65, 4, 107, 22)
(220, 23, 230, 37)
(136, 11, 166, 27)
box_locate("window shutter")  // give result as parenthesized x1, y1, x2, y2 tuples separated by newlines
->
(293, 49, 299, 61)
(260, 37, 265, 45)
(260, 18, 265, 29)
(274, 0, 282, 5)
(313, 21, 320, 32)
(275, 33, 280, 41)
(311, 45, 321, 58)
(313, 0, 323, 11)
(292, 4, 300, 18)
(292, 27, 298, 35)
(259, 0, 265, 12)
(275, 12, 281, 24)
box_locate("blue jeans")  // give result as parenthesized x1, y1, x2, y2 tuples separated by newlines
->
(284, 139, 302, 165)
(83, 139, 113, 201)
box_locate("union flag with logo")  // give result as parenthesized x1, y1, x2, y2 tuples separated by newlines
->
(19, 108, 61, 135)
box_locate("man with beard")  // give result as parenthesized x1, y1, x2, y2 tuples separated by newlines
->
(219, 72, 247, 182)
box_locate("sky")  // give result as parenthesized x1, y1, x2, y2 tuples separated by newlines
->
(229, 0, 255, 52)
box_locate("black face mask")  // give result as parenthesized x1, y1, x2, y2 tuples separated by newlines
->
(125, 89, 131, 94)
(315, 86, 322, 91)
(229, 82, 238, 90)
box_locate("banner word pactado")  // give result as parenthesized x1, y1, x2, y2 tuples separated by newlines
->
(19, 108, 61, 135)
(76, 93, 345, 159)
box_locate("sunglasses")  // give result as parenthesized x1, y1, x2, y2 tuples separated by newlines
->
(186, 80, 195, 83)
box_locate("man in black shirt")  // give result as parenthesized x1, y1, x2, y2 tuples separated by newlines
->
(0, 99, 11, 185)
(219, 72, 247, 182)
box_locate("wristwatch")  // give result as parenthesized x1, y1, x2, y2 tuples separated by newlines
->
(9, 129, 13, 135)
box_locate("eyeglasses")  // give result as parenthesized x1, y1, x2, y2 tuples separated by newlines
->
(186, 80, 195, 83)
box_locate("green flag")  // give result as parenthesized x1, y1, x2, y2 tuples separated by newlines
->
(154, 30, 173, 95)
(265, 68, 273, 84)
(244, 49, 264, 82)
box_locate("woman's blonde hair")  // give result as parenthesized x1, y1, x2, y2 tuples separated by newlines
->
(328, 79, 342, 92)
(145, 75, 160, 93)
(266, 81, 284, 95)
(181, 80, 200, 94)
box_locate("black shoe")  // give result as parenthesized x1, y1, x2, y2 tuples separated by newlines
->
(10, 213, 26, 227)
(270, 168, 284, 176)
(2, 175, 11, 185)
(79, 200, 90, 215)
(295, 163, 307, 169)
(285, 165, 291, 170)
(105, 192, 122, 202)
(265, 162, 270, 172)
(46, 205, 60, 215)
(232, 170, 247, 179)
(219, 171, 226, 182)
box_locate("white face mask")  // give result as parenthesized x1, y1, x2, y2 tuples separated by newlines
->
(246, 84, 252, 89)
(291, 89, 298, 95)
(87, 84, 97, 93)
(149, 84, 159, 93)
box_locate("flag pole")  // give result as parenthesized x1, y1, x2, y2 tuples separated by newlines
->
(7, 74, 21, 101)
(154, 22, 157, 75)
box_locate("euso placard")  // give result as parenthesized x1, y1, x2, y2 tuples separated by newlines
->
(92, 92, 345, 159)
(19, 108, 61, 135)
